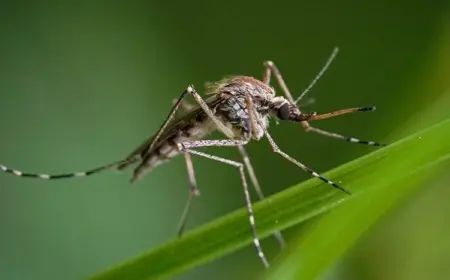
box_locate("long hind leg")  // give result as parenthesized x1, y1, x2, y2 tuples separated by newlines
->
(237, 145, 286, 249)
(0, 158, 133, 180)
(178, 139, 270, 268)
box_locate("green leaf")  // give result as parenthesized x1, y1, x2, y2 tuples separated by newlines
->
(89, 118, 450, 280)
(264, 133, 449, 280)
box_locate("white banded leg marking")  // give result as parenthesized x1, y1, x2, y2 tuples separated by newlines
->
(0, 160, 131, 180)
(177, 152, 201, 238)
(236, 120, 286, 247)
(261, 53, 386, 148)
(263, 129, 351, 195)
(305, 126, 386, 147)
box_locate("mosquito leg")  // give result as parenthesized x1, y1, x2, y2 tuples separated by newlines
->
(177, 152, 200, 238)
(178, 139, 270, 268)
(261, 53, 385, 148)
(302, 122, 386, 147)
(262, 61, 295, 103)
(237, 145, 286, 249)
(186, 85, 235, 139)
(128, 85, 237, 183)
(0, 158, 133, 180)
(262, 129, 351, 195)
(147, 88, 191, 151)
(302, 105, 387, 146)
(116, 88, 193, 172)
(120, 85, 233, 173)
(263, 47, 339, 105)
(242, 95, 286, 248)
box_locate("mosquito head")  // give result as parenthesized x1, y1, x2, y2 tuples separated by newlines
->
(270, 97, 316, 122)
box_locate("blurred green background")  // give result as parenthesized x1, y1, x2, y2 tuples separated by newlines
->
(0, 1, 449, 280)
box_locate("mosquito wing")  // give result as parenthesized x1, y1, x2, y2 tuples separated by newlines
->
(117, 94, 223, 170)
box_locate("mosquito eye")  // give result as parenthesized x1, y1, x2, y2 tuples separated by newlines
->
(277, 103, 290, 120)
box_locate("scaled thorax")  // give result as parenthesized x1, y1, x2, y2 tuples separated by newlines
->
(206, 76, 315, 141)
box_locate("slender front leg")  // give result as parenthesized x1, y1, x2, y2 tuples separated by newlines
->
(247, 89, 350, 194)
(262, 128, 350, 194)
(262, 51, 386, 147)
(302, 122, 387, 147)
(306, 106, 387, 146)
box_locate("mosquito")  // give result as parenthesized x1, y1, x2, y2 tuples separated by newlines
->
(1, 47, 386, 268)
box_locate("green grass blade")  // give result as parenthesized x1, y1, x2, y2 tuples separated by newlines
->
(90, 118, 450, 280)
(265, 145, 448, 280)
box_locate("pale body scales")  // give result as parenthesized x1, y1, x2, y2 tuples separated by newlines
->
(125, 76, 277, 182)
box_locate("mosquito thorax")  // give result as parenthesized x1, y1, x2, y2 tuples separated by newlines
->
(206, 76, 276, 140)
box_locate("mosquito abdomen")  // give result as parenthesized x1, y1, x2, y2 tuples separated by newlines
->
(130, 114, 217, 182)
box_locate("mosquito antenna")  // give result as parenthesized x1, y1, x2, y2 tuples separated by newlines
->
(294, 46, 339, 104)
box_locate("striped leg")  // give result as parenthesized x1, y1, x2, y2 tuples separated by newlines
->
(240, 95, 286, 248)
(262, 129, 351, 195)
(244, 92, 350, 195)
(262, 50, 386, 148)
(237, 145, 286, 249)
(0, 88, 198, 180)
(0, 158, 133, 180)
(302, 123, 386, 147)
(304, 106, 387, 147)
(178, 139, 270, 268)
